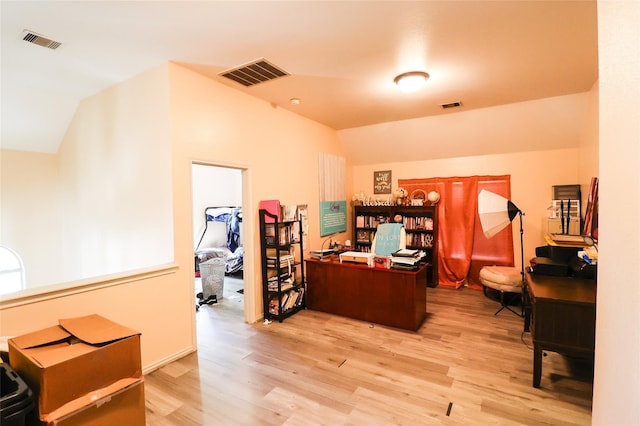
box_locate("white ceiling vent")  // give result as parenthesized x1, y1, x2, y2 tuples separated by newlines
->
(219, 59, 289, 87)
(22, 30, 62, 50)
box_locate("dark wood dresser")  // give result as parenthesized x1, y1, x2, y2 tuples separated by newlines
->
(524, 271, 596, 388)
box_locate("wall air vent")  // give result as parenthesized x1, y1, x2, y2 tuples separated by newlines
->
(22, 30, 62, 50)
(219, 58, 289, 87)
(441, 101, 462, 109)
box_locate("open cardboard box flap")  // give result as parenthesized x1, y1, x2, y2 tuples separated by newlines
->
(8, 314, 142, 420)
(59, 314, 140, 345)
(10, 325, 71, 351)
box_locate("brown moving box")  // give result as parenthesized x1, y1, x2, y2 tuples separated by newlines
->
(53, 379, 145, 426)
(8, 314, 143, 424)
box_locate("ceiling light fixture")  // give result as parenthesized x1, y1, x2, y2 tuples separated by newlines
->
(394, 71, 430, 93)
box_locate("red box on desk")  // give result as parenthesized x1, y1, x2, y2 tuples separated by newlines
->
(373, 255, 391, 269)
(8, 314, 144, 424)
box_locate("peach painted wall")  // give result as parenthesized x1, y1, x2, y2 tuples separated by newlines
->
(0, 149, 63, 287)
(1, 62, 351, 370)
(0, 65, 188, 372)
(168, 63, 351, 324)
(352, 148, 580, 269)
(592, 1, 640, 423)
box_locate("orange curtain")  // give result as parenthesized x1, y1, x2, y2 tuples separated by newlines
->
(399, 175, 514, 289)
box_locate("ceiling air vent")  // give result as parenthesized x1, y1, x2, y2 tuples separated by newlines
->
(441, 101, 462, 109)
(22, 30, 62, 50)
(219, 59, 289, 87)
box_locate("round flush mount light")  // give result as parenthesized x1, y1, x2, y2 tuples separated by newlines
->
(394, 71, 430, 93)
(289, 98, 301, 105)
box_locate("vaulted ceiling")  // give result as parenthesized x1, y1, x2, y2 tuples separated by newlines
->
(1, 1, 598, 155)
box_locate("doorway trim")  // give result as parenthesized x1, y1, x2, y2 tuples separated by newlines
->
(190, 160, 256, 326)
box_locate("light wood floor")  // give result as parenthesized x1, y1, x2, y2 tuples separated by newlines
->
(144, 284, 593, 425)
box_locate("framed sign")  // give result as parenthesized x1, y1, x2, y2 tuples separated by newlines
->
(320, 200, 347, 236)
(374, 170, 392, 194)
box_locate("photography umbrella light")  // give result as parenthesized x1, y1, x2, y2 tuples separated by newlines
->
(478, 189, 525, 316)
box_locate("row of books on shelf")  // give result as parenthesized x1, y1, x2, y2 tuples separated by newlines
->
(266, 252, 295, 269)
(406, 233, 434, 248)
(355, 215, 390, 228)
(267, 276, 295, 291)
(402, 216, 434, 231)
(265, 224, 299, 245)
(268, 288, 305, 315)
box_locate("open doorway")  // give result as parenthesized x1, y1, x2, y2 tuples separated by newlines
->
(191, 163, 244, 316)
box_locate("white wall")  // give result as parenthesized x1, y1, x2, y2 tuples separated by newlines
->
(191, 165, 242, 250)
(1, 66, 174, 290)
(57, 66, 174, 282)
(592, 1, 640, 424)
(0, 150, 63, 288)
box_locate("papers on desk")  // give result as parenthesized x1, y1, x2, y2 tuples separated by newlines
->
(391, 249, 426, 270)
(393, 249, 420, 257)
(579, 246, 598, 265)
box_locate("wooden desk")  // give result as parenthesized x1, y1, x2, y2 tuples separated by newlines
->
(524, 272, 596, 388)
(305, 259, 427, 331)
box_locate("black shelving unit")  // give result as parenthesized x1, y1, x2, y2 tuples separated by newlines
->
(259, 209, 305, 322)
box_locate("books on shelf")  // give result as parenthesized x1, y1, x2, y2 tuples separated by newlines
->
(268, 288, 305, 315)
(264, 224, 295, 245)
(356, 215, 389, 228)
(403, 216, 433, 230)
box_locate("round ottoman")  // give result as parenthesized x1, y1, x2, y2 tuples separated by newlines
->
(479, 265, 523, 316)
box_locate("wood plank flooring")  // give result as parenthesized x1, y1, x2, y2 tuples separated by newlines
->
(144, 285, 593, 425)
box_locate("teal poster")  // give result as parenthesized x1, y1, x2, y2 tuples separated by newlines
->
(320, 200, 347, 236)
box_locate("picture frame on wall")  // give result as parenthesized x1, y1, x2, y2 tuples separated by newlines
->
(374, 170, 392, 194)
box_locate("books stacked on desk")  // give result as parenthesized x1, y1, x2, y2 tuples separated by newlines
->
(391, 249, 425, 270)
(309, 249, 336, 260)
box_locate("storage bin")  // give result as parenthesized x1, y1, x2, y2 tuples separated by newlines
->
(200, 258, 225, 299)
(1, 363, 35, 426)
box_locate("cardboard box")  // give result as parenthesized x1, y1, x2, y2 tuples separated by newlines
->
(8, 314, 142, 423)
(52, 379, 145, 426)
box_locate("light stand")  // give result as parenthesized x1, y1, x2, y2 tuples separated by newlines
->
(478, 189, 525, 317)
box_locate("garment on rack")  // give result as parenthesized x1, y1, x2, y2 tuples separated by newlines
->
(207, 208, 242, 252)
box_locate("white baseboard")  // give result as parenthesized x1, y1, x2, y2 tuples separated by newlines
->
(142, 346, 196, 375)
